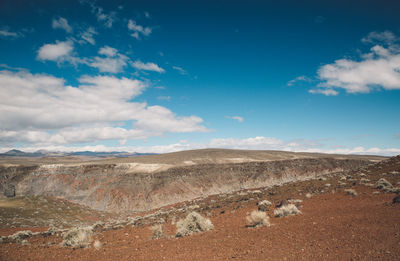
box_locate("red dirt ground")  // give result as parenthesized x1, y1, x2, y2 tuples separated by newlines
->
(1, 185, 399, 261)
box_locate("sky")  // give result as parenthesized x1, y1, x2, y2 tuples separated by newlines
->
(0, 0, 400, 155)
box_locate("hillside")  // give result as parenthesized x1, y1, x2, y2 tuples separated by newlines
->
(0, 149, 384, 213)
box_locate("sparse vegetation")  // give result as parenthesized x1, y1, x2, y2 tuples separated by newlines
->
(376, 178, 393, 192)
(288, 199, 303, 204)
(61, 227, 93, 248)
(9, 230, 32, 243)
(246, 210, 270, 228)
(257, 200, 272, 211)
(345, 189, 357, 196)
(274, 204, 300, 217)
(175, 212, 213, 237)
(151, 224, 164, 239)
(360, 178, 370, 184)
(93, 240, 102, 250)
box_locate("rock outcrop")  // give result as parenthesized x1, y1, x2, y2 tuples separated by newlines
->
(0, 155, 373, 213)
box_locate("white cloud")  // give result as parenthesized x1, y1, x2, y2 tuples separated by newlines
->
(37, 41, 74, 61)
(98, 46, 118, 57)
(36, 43, 129, 73)
(80, 27, 97, 45)
(157, 96, 171, 101)
(361, 30, 398, 44)
(311, 31, 400, 95)
(131, 60, 165, 73)
(0, 28, 23, 38)
(90, 3, 115, 28)
(0, 69, 207, 146)
(52, 17, 72, 33)
(172, 66, 187, 75)
(226, 116, 244, 123)
(308, 88, 338, 96)
(3, 136, 398, 156)
(287, 75, 312, 86)
(127, 20, 151, 39)
(89, 47, 128, 73)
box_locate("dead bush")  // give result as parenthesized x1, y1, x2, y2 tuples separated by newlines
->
(257, 200, 272, 211)
(175, 212, 213, 237)
(345, 189, 357, 196)
(93, 240, 102, 250)
(376, 178, 393, 191)
(246, 210, 270, 228)
(61, 227, 93, 248)
(151, 224, 164, 239)
(274, 204, 300, 217)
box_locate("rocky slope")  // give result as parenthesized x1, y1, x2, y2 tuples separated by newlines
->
(0, 149, 383, 213)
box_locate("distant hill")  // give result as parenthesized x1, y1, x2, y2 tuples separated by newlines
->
(0, 149, 45, 157)
(0, 149, 156, 158)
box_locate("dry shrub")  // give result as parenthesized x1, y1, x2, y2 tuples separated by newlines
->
(257, 200, 272, 211)
(10, 230, 32, 243)
(345, 189, 357, 196)
(61, 227, 93, 248)
(274, 204, 300, 217)
(151, 224, 164, 239)
(246, 210, 270, 228)
(360, 178, 370, 184)
(376, 178, 393, 190)
(93, 240, 102, 250)
(175, 212, 213, 237)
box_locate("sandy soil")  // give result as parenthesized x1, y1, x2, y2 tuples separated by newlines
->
(1, 187, 399, 260)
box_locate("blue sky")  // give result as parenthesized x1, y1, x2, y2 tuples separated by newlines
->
(0, 0, 400, 155)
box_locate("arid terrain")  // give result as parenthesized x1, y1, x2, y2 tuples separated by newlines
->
(0, 149, 399, 260)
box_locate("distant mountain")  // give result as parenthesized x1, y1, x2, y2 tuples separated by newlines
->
(0, 149, 156, 158)
(0, 149, 45, 157)
(67, 151, 156, 158)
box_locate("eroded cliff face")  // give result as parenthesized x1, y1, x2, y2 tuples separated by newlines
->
(1, 158, 371, 213)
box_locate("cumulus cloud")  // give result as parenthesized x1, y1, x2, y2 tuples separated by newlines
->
(226, 116, 244, 123)
(0, 69, 207, 146)
(310, 31, 400, 95)
(131, 60, 165, 73)
(361, 30, 398, 44)
(36, 43, 129, 73)
(128, 20, 151, 39)
(98, 46, 117, 57)
(37, 41, 74, 61)
(52, 17, 72, 33)
(88, 46, 128, 73)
